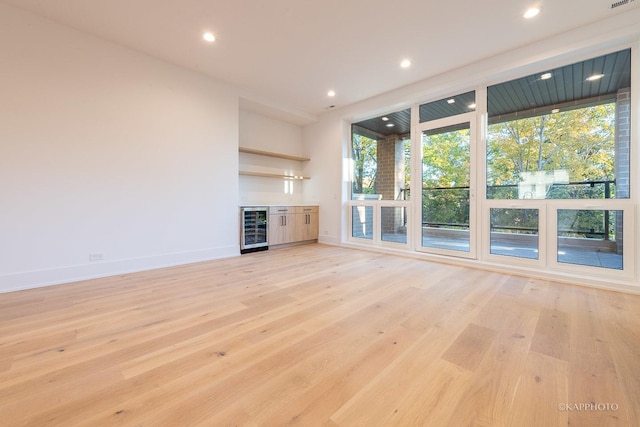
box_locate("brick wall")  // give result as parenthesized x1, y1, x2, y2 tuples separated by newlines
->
(614, 87, 630, 254)
(378, 135, 407, 235)
(377, 135, 401, 200)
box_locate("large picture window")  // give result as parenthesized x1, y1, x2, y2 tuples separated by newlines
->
(484, 49, 632, 272)
(350, 109, 412, 246)
(351, 109, 411, 201)
(486, 49, 631, 201)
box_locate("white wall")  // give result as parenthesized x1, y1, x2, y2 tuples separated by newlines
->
(304, 8, 640, 291)
(240, 108, 304, 155)
(302, 119, 344, 245)
(239, 108, 306, 205)
(0, 4, 240, 292)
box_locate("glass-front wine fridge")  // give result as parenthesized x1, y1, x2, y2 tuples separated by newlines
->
(240, 207, 269, 254)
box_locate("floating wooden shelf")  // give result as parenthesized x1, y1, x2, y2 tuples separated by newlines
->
(239, 147, 310, 162)
(239, 171, 310, 180)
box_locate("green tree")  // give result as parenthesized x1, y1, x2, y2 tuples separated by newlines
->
(487, 103, 615, 199)
(422, 127, 470, 227)
(351, 133, 377, 195)
(422, 128, 470, 188)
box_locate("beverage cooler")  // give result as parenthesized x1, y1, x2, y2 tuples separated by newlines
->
(240, 207, 269, 254)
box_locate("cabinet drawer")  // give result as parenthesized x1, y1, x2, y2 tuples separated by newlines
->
(270, 206, 293, 215)
(294, 206, 318, 214)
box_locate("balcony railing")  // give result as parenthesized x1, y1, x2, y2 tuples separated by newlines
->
(486, 179, 615, 199)
(416, 179, 617, 240)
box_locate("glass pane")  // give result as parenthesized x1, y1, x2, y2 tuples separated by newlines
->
(490, 209, 539, 259)
(352, 206, 373, 240)
(351, 109, 411, 201)
(486, 49, 631, 200)
(422, 124, 470, 252)
(419, 91, 476, 123)
(557, 209, 623, 270)
(381, 207, 407, 244)
(351, 131, 378, 200)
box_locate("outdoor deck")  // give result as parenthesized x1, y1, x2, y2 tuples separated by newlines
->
(366, 229, 624, 270)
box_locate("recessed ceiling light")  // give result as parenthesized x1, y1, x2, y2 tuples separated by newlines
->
(551, 108, 560, 113)
(203, 32, 215, 42)
(400, 59, 411, 68)
(447, 98, 455, 104)
(468, 103, 477, 109)
(386, 123, 395, 127)
(327, 90, 336, 97)
(586, 74, 604, 81)
(524, 7, 540, 19)
(382, 117, 389, 121)
(540, 72, 552, 80)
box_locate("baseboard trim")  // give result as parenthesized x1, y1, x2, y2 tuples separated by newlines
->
(0, 245, 239, 294)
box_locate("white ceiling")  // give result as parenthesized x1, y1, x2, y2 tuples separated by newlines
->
(3, 0, 638, 120)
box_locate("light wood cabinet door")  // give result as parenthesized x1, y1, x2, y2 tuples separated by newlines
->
(295, 206, 319, 241)
(269, 207, 296, 245)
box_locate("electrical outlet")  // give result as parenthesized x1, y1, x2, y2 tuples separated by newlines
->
(89, 253, 104, 262)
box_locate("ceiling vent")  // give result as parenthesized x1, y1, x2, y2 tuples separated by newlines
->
(611, 0, 635, 9)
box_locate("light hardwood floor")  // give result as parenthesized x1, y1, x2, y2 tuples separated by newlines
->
(1, 244, 639, 426)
